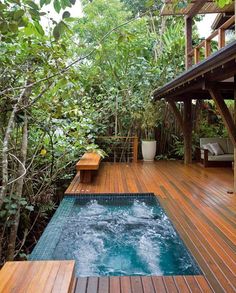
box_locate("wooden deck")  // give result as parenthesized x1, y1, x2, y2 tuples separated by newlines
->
(0, 261, 76, 293)
(75, 275, 212, 293)
(66, 161, 236, 293)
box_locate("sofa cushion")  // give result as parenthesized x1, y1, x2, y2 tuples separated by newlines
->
(209, 142, 224, 155)
(200, 138, 228, 153)
(201, 154, 234, 161)
(202, 143, 214, 155)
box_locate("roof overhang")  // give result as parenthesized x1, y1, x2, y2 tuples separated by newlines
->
(211, 12, 234, 30)
(154, 40, 236, 101)
(161, 1, 234, 16)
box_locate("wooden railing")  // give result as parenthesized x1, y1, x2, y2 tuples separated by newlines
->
(96, 136, 138, 163)
(188, 15, 235, 65)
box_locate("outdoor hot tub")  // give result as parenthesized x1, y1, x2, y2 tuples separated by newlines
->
(30, 194, 201, 277)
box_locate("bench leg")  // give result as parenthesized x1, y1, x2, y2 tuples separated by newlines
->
(80, 170, 92, 183)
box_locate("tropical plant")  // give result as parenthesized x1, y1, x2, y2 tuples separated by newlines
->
(0, 0, 227, 265)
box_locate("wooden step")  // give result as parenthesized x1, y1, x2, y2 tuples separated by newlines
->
(0, 260, 75, 293)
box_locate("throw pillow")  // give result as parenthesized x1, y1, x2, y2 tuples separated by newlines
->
(202, 143, 214, 155)
(209, 142, 224, 156)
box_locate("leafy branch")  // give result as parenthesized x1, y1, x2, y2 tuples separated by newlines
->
(0, 10, 152, 96)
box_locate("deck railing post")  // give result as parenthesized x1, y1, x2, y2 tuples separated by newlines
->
(133, 136, 138, 163)
(204, 40, 211, 58)
(218, 28, 225, 49)
(194, 48, 200, 64)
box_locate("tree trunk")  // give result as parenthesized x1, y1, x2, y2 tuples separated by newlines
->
(0, 84, 29, 210)
(7, 110, 28, 260)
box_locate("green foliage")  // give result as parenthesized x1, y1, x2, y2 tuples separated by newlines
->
(121, 0, 162, 16)
(171, 135, 185, 158)
(215, 0, 233, 8)
(171, 0, 233, 10)
(0, 195, 34, 223)
(0, 0, 75, 39)
(2, 0, 225, 262)
(133, 100, 165, 140)
(85, 144, 108, 158)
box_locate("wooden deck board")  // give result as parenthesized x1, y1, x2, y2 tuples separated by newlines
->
(67, 161, 235, 292)
(0, 261, 75, 293)
(75, 276, 212, 293)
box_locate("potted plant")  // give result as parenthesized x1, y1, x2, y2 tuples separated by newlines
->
(141, 102, 158, 161)
(133, 100, 164, 161)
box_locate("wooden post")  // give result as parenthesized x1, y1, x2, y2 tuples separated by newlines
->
(183, 99, 192, 164)
(185, 16, 193, 69)
(204, 40, 211, 58)
(194, 48, 200, 64)
(218, 28, 225, 49)
(133, 136, 138, 163)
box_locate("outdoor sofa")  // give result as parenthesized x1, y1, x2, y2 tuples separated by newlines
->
(196, 137, 234, 167)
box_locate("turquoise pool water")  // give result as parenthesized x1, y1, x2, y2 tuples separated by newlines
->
(31, 194, 201, 277)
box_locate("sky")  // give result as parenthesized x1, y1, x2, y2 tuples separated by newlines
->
(196, 14, 217, 38)
(40, 0, 83, 28)
(41, 1, 216, 39)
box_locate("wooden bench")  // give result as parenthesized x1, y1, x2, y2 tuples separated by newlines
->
(76, 152, 101, 183)
(0, 260, 76, 293)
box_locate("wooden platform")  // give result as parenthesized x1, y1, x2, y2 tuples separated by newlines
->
(76, 153, 101, 171)
(76, 152, 101, 183)
(0, 260, 76, 293)
(66, 161, 236, 293)
(75, 275, 212, 293)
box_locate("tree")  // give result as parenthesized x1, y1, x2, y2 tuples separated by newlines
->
(0, 0, 203, 263)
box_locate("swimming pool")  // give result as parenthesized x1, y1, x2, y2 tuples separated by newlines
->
(30, 194, 201, 277)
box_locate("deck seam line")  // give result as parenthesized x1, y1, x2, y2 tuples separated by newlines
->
(162, 276, 169, 293)
(150, 276, 157, 293)
(172, 276, 180, 293)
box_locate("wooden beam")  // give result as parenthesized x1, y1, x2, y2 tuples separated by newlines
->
(185, 16, 193, 69)
(160, 80, 234, 100)
(208, 87, 236, 146)
(163, 80, 206, 98)
(183, 99, 192, 164)
(204, 81, 235, 91)
(186, 0, 208, 19)
(206, 60, 236, 82)
(167, 100, 184, 131)
(168, 92, 234, 101)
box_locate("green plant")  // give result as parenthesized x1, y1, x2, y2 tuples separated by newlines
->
(133, 100, 165, 140)
(85, 144, 108, 158)
(0, 195, 34, 224)
(141, 101, 158, 140)
(171, 134, 196, 159)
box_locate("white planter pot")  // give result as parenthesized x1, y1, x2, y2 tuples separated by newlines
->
(142, 140, 157, 161)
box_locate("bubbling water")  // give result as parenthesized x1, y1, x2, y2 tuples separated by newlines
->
(52, 198, 200, 277)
